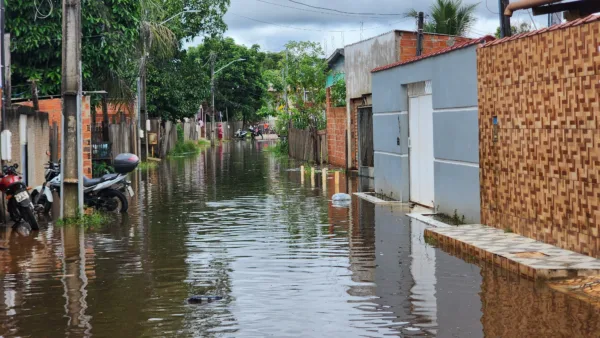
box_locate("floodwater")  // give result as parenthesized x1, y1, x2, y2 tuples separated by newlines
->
(1, 141, 600, 337)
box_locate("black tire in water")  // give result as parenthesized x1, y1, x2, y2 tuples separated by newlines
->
(99, 189, 128, 213)
(31, 191, 52, 214)
(19, 205, 39, 231)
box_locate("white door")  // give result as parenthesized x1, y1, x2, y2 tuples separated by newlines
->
(409, 94, 434, 207)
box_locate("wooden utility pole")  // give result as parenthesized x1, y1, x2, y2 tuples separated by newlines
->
(498, 0, 512, 38)
(61, 0, 82, 218)
(101, 93, 109, 141)
(416, 12, 424, 56)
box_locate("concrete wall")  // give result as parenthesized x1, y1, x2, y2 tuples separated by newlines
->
(372, 45, 480, 222)
(17, 97, 93, 178)
(345, 31, 399, 99)
(4, 107, 50, 186)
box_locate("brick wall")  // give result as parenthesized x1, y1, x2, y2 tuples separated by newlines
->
(326, 88, 347, 167)
(478, 16, 600, 257)
(93, 101, 134, 124)
(349, 98, 362, 169)
(17, 97, 93, 178)
(399, 32, 472, 62)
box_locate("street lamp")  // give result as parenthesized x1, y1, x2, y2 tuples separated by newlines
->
(210, 57, 246, 144)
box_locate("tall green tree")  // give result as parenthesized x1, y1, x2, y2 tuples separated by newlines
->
(7, 0, 140, 97)
(148, 37, 266, 123)
(282, 41, 327, 130)
(405, 0, 479, 36)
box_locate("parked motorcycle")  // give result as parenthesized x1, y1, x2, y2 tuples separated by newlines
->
(234, 129, 248, 139)
(249, 126, 264, 140)
(0, 164, 39, 230)
(32, 153, 139, 213)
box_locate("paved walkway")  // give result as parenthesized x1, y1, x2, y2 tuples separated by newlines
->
(423, 224, 600, 280)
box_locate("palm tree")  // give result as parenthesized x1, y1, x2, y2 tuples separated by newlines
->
(405, 0, 479, 36)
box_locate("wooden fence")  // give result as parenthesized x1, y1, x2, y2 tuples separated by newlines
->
(288, 127, 328, 164)
(108, 122, 137, 160)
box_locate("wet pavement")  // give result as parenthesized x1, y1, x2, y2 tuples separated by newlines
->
(0, 141, 600, 337)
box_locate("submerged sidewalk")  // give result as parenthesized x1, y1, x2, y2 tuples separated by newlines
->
(422, 224, 600, 280)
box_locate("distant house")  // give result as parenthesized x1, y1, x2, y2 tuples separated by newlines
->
(340, 30, 472, 177)
(370, 36, 494, 222)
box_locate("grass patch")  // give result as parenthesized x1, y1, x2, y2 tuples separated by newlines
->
(56, 209, 109, 229)
(424, 234, 438, 247)
(431, 209, 466, 226)
(169, 140, 202, 156)
(198, 138, 211, 147)
(138, 161, 158, 170)
(264, 140, 288, 157)
(504, 228, 513, 233)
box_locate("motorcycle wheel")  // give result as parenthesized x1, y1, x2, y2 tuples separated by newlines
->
(30, 191, 52, 214)
(98, 189, 128, 213)
(19, 205, 39, 231)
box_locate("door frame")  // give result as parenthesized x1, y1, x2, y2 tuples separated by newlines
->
(407, 81, 434, 208)
(357, 105, 374, 178)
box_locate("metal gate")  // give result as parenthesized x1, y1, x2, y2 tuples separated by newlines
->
(358, 106, 374, 178)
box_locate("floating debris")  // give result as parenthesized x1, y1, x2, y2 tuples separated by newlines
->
(187, 296, 223, 304)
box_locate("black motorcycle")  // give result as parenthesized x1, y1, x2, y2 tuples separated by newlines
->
(249, 126, 264, 140)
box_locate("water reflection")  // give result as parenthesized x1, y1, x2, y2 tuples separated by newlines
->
(0, 141, 598, 337)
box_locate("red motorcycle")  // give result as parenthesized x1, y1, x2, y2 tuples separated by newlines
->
(0, 164, 39, 230)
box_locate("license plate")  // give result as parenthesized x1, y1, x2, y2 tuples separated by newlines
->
(15, 191, 29, 203)
(127, 186, 134, 197)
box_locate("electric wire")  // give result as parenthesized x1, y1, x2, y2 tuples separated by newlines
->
(286, 0, 404, 16)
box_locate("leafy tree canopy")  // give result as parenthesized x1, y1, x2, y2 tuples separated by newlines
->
(148, 37, 266, 122)
(495, 22, 533, 38)
(7, 0, 229, 100)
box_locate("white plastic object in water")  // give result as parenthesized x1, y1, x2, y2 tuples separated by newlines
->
(1, 130, 12, 161)
(332, 193, 351, 201)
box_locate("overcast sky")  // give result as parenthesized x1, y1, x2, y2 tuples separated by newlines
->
(186, 0, 549, 55)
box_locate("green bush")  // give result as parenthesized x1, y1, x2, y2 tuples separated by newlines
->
(169, 140, 201, 156)
(93, 162, 114, 177)
(264, 139, 288, 157)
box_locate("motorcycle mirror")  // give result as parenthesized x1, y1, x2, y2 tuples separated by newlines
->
(13, 164, 18, 169)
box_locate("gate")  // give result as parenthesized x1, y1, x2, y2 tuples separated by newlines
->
(358, 106, 374, 178)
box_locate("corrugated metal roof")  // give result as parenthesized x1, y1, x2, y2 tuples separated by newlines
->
(371, 35, 495, 73)
(481, 14, 600, 48)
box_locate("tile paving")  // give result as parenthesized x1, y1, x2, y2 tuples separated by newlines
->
(423, 224, 600, 280)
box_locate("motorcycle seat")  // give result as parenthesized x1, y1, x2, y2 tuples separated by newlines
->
(83, 176, 103, 187)
(83, 174, 119, 187)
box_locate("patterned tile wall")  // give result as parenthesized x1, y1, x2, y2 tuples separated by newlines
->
(477, 16, 600, 257)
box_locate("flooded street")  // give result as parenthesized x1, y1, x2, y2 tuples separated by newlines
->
(1, 141, 600, 337)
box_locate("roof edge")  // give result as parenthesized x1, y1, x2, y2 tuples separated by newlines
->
(371, 35, 495, 73)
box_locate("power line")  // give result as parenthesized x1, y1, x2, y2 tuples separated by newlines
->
(253, 0, 389, 20)
(485, 0, 499, 15)
(287, 0, 404, 16)
(229, 12, 410, 33)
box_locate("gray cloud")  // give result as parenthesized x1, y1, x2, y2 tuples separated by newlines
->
(186, 0, 548, 53)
